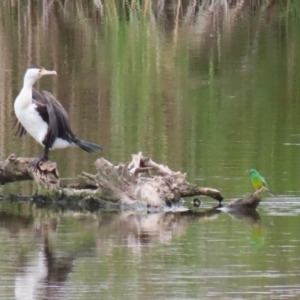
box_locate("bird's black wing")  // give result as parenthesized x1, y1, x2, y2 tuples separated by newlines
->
(32, 89, 49, 123)
(12, 119, 27, 138)
(40, 90, 75, 142)
(32, 88, 75, 148)
(32, 88, 56, 148)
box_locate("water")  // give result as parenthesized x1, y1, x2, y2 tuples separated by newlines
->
(1, 1, 300, 299)
(1, 200, 300, 299)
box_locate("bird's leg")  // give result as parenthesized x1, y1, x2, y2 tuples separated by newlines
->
(42, 147, 49, 161)
(29, 147, 50, 171)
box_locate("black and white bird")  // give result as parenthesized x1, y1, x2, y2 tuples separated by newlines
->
(14, 66, 103, 169)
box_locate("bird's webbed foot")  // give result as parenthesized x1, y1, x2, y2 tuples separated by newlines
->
(28, 155, 59, 186)
(29, 156, 48, 172)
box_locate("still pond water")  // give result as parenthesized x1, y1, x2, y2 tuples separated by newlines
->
(1, 1, 300, 299)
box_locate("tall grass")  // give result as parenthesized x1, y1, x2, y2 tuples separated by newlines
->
(1, 0, 300, 193)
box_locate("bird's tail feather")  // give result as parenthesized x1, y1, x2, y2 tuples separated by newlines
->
(74, 139, 103, 153)
(267, 189, 277, 197)
(263, 187, 276, 197)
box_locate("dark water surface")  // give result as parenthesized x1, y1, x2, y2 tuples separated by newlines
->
(1, 1, 300, 299)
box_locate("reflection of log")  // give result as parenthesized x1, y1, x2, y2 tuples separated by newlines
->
(0, 152, 224, 207)
(181, 206, 222, 221)
(227, 209, 261, 227)
(95, 209, 223, 249)
(0, 211, 33, 233)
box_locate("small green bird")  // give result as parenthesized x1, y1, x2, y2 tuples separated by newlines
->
(249, 169, 276, 196)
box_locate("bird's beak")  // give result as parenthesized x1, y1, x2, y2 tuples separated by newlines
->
(41, 69, 57, 76)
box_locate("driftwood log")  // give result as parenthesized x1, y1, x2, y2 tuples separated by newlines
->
(0, 152, 225, 207)
(0, 152, 264, 209)
(226, 190, 262, 211)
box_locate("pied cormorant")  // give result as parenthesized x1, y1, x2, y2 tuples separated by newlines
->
(14, 66, 103, 169)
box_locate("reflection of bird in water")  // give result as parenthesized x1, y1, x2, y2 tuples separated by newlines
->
(251, 225, 264, 249)
(225, 208, 265, 249)
(193, 198, 201, 207)
(15, 237, 73, 300)
(14, 66, 103, 169)
(249, 169, 276, 196)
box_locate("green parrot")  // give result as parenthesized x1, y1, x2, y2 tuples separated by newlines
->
(249, 169, 276, 196)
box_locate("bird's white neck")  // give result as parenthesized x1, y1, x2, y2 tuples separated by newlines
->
(22, 73, 37, 90)
(14, 77, 35, 111)
(18, 73, 39, 105)
(17, 86, 32, 108)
